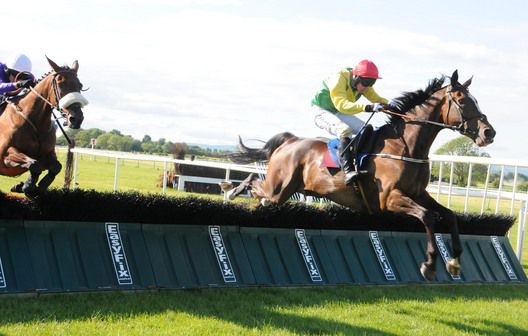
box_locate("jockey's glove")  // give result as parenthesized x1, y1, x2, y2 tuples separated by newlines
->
(385, 100, 398, 111)
(16, 79, 34, 89)
(365, 103, 384, 112)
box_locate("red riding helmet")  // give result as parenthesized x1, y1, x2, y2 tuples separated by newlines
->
(352, 59, 382, 79)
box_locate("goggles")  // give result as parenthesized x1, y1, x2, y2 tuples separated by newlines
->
(358, 76, 376, 87)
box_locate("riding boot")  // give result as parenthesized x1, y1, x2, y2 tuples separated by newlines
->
(339, 137, 358, 186)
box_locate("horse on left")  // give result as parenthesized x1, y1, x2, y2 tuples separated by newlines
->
(0, 56, 88, 196)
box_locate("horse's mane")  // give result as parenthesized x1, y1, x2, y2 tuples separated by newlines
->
(388, 76, 446, 125)
(36, 65, 74, 84)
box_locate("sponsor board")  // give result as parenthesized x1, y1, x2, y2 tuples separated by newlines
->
(105, 223, 133, 285)
(209, 226, 237, 283)
(0, 256, 5, 288)
(490, 236, 518, 280)
(369, 231, 396, 281)
(295, 229, 323, 282)
(434, 234, 461, 280)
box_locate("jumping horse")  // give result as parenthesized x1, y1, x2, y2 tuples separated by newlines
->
(0, 56, 88, 195)
(228, 71, 496, 281)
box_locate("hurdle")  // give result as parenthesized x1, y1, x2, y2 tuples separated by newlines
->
(0, 190, 525, 294)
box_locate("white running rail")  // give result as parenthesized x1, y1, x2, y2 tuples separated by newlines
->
(66, 148, 527, 262)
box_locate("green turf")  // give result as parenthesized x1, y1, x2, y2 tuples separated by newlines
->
(0, 285, 527, 336)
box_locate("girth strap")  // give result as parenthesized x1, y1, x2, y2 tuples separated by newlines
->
(372, 153, 429, 164)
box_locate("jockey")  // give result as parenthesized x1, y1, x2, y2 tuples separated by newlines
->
(0, 53, 35, 97)
(312, 59, 392, 185)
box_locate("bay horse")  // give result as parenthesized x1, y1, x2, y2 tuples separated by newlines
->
(0, 56, 88, 195)
(228, 70, 496, 281)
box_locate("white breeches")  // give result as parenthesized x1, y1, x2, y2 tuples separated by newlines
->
(312, 105, 364, 138)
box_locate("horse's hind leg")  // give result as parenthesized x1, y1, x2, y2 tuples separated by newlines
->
(37, 156, 62, 191)
(260, 166, 301, 205)
(227, 173, 257, 200)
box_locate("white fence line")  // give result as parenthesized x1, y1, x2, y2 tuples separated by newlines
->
(68, 148, 526, 262)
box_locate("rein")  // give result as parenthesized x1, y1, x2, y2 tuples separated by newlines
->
(381, 109, 461, 131)
(371, 86, 470, 165)
(29, 78, 73, 146)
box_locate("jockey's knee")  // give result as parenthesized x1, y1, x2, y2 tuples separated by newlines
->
(338, 127, 352, 139)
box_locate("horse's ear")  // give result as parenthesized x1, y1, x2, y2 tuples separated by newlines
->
(461, 76, 473, 89)
(450, 70, 459, 87)
(72, 60, 79, 73)
(46, 55, 61, 72)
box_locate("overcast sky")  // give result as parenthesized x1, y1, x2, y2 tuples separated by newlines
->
(3, 0, 526, 158)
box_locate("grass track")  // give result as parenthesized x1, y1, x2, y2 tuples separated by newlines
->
(1, 150, 527, 335)
(1, 285, 527, 336)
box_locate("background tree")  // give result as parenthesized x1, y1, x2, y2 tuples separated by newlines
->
(57, 128, 234, 157)
(432, 136, 490, 186)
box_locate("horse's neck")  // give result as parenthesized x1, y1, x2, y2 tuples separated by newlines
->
(400, 90, 445, 158)
(17, 77, 53, 126)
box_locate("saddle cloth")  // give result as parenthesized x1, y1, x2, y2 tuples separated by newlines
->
(320, 125, 375, 170)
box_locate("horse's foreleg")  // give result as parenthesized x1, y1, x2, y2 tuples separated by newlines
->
(4, 147, 41, 195)
(37, 157, 62, 191)
(419, 195, 462, 277)
(386, 190, 439, 281)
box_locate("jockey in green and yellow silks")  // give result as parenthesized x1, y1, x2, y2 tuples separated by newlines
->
(312, 59, 393, 185)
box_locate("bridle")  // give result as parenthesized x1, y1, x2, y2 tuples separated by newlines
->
(27, 69, 88, 145)
(371, 85, 487, 165)
(445, 87, 487, 138)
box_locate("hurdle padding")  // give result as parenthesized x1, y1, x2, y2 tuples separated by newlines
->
(0, 220, 525, 294)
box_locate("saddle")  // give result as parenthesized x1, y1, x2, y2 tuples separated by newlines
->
(0, 100, 6, 116)
(0, 92, 27, 116)
(321, 124, 376, 171)
(350, 124, 375, 169)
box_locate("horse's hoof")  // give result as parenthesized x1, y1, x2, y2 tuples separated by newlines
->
(226, 189, 237, 200)
(21, 184, 38, 198)
(420, 263, 436, 281)
(10, 182, 24, 193)
(446, 258, 462, 276)
(260, 198, 271, 206)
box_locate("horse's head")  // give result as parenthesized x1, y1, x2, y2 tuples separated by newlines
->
(442, 70, 496, 147)
(46, 56, 88, 129)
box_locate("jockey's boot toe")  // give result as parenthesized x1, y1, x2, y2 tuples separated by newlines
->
(344, 171, 359, 186)
(344, 170, 368, 186)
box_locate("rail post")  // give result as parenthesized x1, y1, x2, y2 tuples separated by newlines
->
(516, 200, 526, 262)
(113, 158, 120, 192)
(162, 161, 168, 194)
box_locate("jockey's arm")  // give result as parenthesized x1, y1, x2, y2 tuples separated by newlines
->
(329, 74, 366, 115)
(363, 87, 389, 104)
(0, 82, 17, 95)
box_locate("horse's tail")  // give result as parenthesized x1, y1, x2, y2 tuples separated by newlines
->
(228, 132, 297, 164)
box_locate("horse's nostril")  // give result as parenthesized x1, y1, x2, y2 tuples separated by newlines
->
(484, 128, 495, 139)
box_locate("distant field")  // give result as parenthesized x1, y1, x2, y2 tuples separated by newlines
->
(1, 150, 527, 336)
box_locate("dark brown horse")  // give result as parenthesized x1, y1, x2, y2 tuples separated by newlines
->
(228, 70, 496, 281)
(0, 57, 88, 195)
